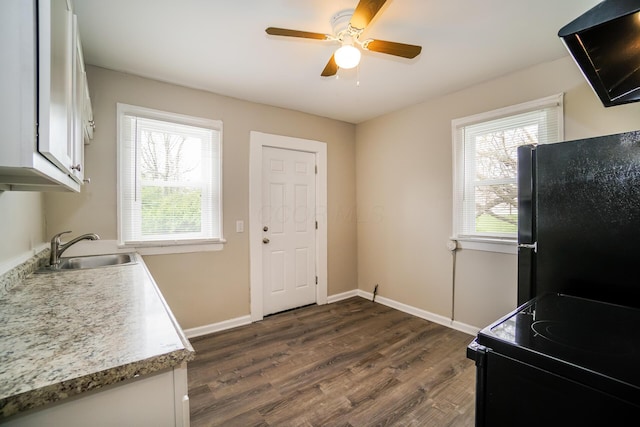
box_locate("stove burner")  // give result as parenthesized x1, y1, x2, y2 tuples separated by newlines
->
(531, 320, 633, 355)
(531, 320, 587, 351)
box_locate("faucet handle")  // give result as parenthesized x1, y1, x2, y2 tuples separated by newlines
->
(51, 231, 72, 243)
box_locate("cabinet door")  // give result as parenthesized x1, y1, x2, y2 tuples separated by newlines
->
(1, 369, 180, 427)
(38, 0, 74, 175)
(83, 72, 94, 142)
(71, 14, 84, 183)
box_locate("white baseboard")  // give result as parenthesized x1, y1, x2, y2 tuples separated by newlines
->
(183, 290, 361, 339)
(183, 291, 480, 340)
(359, 290, 451, 327)
(184, 315, 252, 339)
(326, 289, 359, 303)
(356, 290, 479, 336)
(451, 320, 481, 336)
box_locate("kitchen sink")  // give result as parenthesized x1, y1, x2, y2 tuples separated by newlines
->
(59, 253, 136, 269)
(37, 253, 136, 272)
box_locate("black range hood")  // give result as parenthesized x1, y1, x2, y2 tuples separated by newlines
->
(558, 0, 640, 107)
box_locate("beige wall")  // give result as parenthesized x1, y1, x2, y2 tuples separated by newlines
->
(0, 192, 45, 267)
(43, 66, 357, 329)
(7, 55, 640, 333)
(356, 56, 640, 330)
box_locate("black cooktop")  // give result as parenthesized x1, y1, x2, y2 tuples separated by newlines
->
(477, 293, 640, 394)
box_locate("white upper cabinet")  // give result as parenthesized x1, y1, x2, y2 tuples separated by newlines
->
(71, 14, 85, 183)
(83, 68, 95, 143)
(0, 0, 92, 192)
(38, 0, 74, 177)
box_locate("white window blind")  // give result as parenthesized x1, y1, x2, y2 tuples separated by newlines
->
(452, 94, 563, 246)
(118, 104, 222, 247)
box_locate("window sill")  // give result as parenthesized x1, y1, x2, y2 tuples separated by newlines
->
(453, 237, 517, 255)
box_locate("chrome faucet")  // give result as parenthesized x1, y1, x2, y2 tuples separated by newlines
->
(49, 231, 100, 268)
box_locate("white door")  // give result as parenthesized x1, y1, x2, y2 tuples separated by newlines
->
(262, 146, 317, 315)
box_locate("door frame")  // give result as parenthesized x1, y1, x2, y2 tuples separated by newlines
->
(249, 131, 328, 321)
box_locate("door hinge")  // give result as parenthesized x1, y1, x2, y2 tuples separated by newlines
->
(315, 276, 318, 285)
(315, 221, 318, 229)
(315, 165, 318, 174)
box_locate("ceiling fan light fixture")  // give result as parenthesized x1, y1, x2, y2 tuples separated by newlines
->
(265, 1, 422, 77)
(334, 44, 361, 69)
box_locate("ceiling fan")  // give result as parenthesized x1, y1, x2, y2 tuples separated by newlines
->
(265, 0, 422, 77)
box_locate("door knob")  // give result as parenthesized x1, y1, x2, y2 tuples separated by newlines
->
(263, 238, 270, 244)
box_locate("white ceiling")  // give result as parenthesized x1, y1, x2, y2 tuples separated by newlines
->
(73, 0, 600, 124)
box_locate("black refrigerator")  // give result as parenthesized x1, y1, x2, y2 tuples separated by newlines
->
(467, 130, 640, 427)
(517, 129, 640, 307)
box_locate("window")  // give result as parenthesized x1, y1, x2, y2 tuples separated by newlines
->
(117, 104, 223, 252)
(452, 94, 563, 251)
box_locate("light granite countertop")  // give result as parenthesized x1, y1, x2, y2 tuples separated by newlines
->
(0, 251, 194, 419)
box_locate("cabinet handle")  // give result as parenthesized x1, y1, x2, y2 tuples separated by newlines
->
(71, 164, 82, 172)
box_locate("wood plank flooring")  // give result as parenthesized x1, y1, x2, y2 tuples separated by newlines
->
(187, 297, 476, 426)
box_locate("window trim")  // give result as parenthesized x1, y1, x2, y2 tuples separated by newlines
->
(116, 103, 225, 254)
(451, 93, 564, 252)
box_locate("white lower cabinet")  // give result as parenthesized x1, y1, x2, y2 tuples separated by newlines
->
(3, 364, 190, 427)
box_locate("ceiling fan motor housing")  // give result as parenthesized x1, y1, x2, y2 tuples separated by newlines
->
(331, 9, 355, 38)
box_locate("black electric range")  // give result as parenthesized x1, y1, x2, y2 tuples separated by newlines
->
(467, 293, 640, 426)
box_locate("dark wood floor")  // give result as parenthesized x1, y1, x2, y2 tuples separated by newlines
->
(188, 297, 476, 427)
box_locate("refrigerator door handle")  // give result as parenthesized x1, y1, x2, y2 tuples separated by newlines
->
(518, 242, 537, 252)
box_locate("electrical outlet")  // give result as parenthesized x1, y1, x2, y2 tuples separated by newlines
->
(236, 220, 244, 233)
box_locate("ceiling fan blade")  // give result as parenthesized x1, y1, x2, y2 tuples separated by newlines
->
(350, 0, 388, 30)
(266, 27, 329, 40)
(321, 55, 338, 77)
(365, 39, 422, 59)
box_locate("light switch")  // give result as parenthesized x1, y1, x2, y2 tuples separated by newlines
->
(236, 220, 244, 233)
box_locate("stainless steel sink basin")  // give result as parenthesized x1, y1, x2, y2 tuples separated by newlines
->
(59, 253, 135, 269)
(37, 253, 136, 272)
